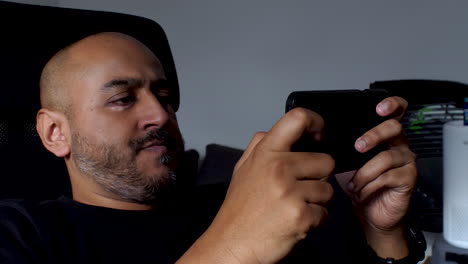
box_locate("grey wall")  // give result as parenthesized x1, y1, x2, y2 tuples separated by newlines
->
(57, 0, 468, 157)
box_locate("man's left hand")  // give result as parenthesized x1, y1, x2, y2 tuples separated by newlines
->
(336, 96, 417, 258)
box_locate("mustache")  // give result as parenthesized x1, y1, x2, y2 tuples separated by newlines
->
(129, 129, 176, 153)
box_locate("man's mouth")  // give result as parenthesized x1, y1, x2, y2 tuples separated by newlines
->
(141, 140, 167, 153)
(130, 129, 175, 154)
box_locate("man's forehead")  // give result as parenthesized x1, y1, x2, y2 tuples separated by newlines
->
(41, 31, 180, 112)
(64, 32, 165, 77)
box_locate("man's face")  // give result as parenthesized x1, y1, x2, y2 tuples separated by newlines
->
(66, 34, 184, 204)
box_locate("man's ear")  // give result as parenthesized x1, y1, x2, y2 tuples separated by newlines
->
(36, 109, 71, 157)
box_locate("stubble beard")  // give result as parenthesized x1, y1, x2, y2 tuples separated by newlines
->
(71, 129, 177, 205)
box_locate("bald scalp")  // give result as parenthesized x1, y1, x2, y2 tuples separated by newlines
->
(39, 45, 78, 117)
(39, 32, 155, 118)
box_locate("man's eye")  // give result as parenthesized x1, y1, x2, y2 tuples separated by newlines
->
(154, 88, 174, 107)
(110, 95, 136, 106)
(156, 95, 175, 110)
(157, 95, 170, 104)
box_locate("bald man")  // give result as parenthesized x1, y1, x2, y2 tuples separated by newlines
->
(37, 32, 184, 209)
(0, 32, 424, 263)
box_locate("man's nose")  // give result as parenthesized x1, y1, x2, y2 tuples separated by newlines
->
(137, 90, 169, 131)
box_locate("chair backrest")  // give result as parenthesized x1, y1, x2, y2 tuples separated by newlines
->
(0, 1, 181, 200)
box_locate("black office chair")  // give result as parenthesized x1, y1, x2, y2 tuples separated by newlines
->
(0, 1, 196, 200)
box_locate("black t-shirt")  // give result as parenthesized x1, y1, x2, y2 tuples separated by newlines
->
(0, 177, 369, 264)
(0, 197, 195, 264)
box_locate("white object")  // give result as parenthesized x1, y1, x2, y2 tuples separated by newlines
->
(443, 120, 468, 249)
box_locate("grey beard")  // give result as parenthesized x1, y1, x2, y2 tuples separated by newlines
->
(72, 132, 176, 205)
(160, 154, 172, 165)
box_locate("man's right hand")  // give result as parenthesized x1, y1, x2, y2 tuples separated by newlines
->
(177, 108, 335, 264)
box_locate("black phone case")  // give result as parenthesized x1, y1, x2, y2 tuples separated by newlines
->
(285, 89, 390, 173)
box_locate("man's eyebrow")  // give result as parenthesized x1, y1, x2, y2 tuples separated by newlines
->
(101, 78, 169, 92)
(101, 78, 144, 92)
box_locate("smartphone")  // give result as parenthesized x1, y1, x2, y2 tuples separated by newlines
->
(285, 89, 390, 173)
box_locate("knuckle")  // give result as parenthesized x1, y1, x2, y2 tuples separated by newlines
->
(313, 181, 334, 203)
(273, 182, 293, 200)
(295, 232, 308, 241)
(387, 118, 402, 132)
(253, 131, 267, 141)
(316, 153, 335, 175)
(320, 207, 329, 223)
(406, 163, 418, 184)
(409, 161, 418, 173)
(379, 150, 394, 163)
(324, 154, 336, 174)
(289, 107, 310, 122)
(268, 160, 294, 197)
(252, 141, 267, 154)
(313, 206, 328, 227)
(323, 182, 334, 201)
(357, 167, 372, 182)
(292, 205, 315, 234)
(288, 203, 307, 225)
(408, 150, 417, 162)
(233, 162, 241, 172)
(270, 158, 289, 176)
(251, 145, 269, 163)
(295, 205, 328, 235)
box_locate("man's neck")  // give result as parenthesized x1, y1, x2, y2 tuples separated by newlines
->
(72, 190, 153, 211)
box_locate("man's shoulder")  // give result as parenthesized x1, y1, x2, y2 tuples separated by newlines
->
(0, 199, 40, 219)
(0, 199, 60, 262)
(0, 197, 70, 234)
(0, 198, 64, 216)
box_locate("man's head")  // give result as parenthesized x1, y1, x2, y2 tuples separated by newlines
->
(36, 32, 185, 207)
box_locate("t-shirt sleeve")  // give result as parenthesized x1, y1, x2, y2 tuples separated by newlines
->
(0, 201, 44, 264)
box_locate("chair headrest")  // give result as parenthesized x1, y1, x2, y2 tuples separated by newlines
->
(0, 0, 180, 113)
(0, 1, 180, 199)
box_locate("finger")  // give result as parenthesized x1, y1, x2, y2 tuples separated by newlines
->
(354, 163, 417, 202)
(307, 204, 329, 229)
(260, 108, 324, 152)
(272, 152, 335, 181)
(355, 119, 403, 153)
(234, 131, 266, 174)
(349, 147, 416, 193)
(298, 203, 329, 233)
(296, 180, 334, 205)
(376, 96, 408, 120)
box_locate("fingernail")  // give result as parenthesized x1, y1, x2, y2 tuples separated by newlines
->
(377, 101, 390, 115)
(347, 182, 355, 192)
(356, 138, 366, 151)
